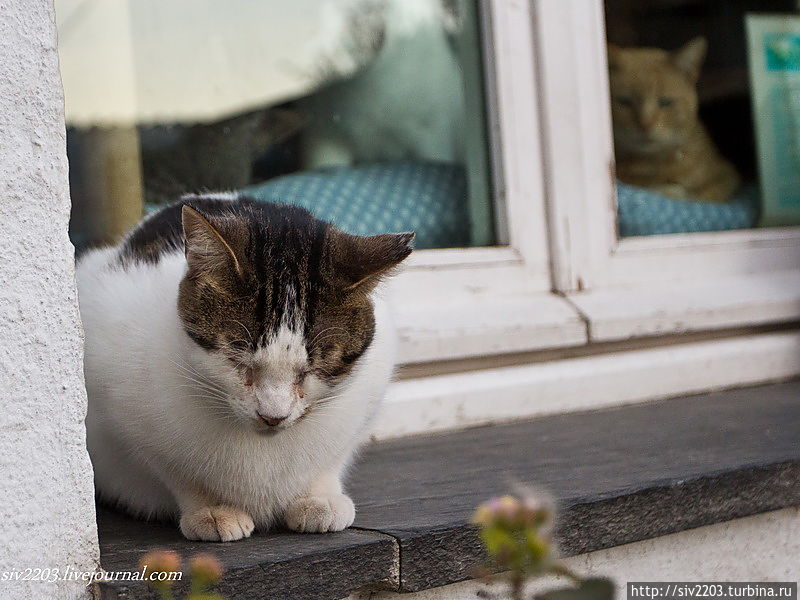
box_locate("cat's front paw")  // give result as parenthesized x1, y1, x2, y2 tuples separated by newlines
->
(180, 505, 255, 542)
(284, 494, 355, 533)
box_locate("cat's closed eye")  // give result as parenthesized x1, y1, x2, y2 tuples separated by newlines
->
(614, 96, 634, 107)
(658, 97, 675, 108)
(243, 367, 255, 387)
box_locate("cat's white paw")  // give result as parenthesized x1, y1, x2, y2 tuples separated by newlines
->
(180, 505, 255, 542)
(284, 494, 355, 533)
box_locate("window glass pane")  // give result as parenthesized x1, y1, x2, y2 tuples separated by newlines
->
(604, 0, 800, 237)
(58, 0, 497, 250)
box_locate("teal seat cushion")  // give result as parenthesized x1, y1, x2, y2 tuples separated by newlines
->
(248, 165, 760, 243)
(145, 165, 761, 246)
(245, 162, 469, 249)
(617, 182, 760, 237)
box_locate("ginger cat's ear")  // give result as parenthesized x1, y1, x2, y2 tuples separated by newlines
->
(607, 44, 623, 71)
(672, 36, 707, 83)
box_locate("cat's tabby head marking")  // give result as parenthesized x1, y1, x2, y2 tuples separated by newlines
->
(608, 37, 707, 155)
(131, 197, 412, 433)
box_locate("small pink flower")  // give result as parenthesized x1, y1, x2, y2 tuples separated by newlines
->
(139, 549, 181, 581)
(190, 553, 223, 584)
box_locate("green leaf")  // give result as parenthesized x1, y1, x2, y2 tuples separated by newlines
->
(480, 527, 517, 559)
(525, 530, 551, 564)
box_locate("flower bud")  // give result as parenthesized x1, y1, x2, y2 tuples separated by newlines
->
(139, 549, 181, 587)
(472, 495, 523, 527)
(190, 553, 224, 585)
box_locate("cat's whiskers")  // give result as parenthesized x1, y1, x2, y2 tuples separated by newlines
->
(173, 384, 229, 403)
(167, 357, 229, 396)
(307, 326, 347, 346)
(216, 338, 252, 355)
(180, 398, 240, 425)
(167, 354, 213, 380)
(226, 319, 255, 345)
(307, 326, 348, 351)
(310, 392, 349, 408)
(171, 372, 229, 398)
(216, 338, 249, 349)
(308, 335, 349, 353)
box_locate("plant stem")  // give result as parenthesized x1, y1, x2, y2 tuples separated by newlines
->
(511, 572, 525, 600)
(155, 586, 176, 600)
(549, 562, 583, 584)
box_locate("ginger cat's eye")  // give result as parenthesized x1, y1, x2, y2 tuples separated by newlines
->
(615, 96, 633, 107)
(658, 97, 674, 108)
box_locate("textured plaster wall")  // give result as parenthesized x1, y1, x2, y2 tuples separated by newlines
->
(349, 508, 800, 600)
(0, 1, 99, 599)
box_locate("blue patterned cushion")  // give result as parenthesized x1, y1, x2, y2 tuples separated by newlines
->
(148, 166, 759, 246)
(616, 182, 760, 237)
(245, 162, 470, 249)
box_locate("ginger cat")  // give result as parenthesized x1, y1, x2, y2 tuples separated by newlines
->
(608, 37, 740, 203)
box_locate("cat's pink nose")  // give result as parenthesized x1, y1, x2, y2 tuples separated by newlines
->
(258, 413, 287, 427)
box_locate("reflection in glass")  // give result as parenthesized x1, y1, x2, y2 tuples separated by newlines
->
(57, 0, 495, 250)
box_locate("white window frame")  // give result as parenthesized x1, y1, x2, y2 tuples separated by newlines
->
(50, 0, 800, 441)
(389, 0, 588, 365)
(532, 0, 800, 343)
(378, 0, 800, 441)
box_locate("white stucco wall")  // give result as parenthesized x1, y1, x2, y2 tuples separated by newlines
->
(349, 508, 800, 600)
(0, 1, 99, 599)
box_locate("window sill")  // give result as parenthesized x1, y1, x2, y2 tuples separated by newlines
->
(96, 380, 800, 599)
(393, 269, 800, 365)
(568, 270, 800, 343)
(394, 290, 586, 364)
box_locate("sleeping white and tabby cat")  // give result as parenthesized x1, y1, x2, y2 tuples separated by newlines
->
(77, 195, 413, 541)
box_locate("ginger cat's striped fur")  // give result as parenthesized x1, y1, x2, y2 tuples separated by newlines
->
(608, 37, 740, 203)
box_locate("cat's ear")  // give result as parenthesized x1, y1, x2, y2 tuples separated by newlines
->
(672, 36, 707, 83)
(181, 204, 244, 281)
(329, 231, 415, 292)
(607, 44, 623, 71)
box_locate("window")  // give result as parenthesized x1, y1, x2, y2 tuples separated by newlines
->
(60, 0, 497, 251)
(533, 0, 800, 290)
(52, 0, 800, 437)
(605, 0, 800, 238)
(58, 0, 566, 365)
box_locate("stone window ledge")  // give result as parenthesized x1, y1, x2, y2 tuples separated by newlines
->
(97, 381, 800, 599)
